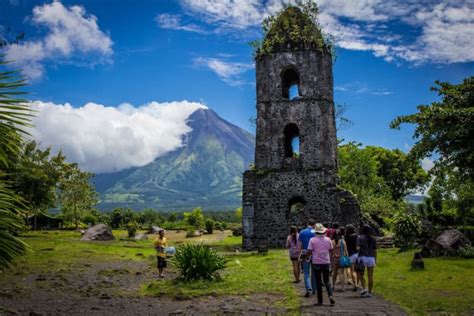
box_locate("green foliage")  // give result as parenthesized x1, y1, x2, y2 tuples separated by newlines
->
(58, 164, 97, 229)
(338, 142, 428, 224)
(0, 59, 30, 268)
(235, 207, 242, 222)
(184, 207, 204, 230)
(392, 210, 422, 250)
(172, 243, 226, 281)
(126, 221, 139, 238)
(205, 219, 214, 234)
(81, 213, 98, 226)
(252, 1, 333, 58)
(391, 77, 474, 180)
(458, 245, 474, 259)
(109, 208, 124, 229)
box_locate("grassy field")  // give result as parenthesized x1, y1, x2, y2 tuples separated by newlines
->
(145, 235, 300, 309)
(3, 231, 474, 315)
(375, 248, 474, 315)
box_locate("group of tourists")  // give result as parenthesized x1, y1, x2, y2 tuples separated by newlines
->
(286, 219, 377, 305)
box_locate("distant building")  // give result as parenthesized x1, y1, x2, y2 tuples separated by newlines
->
(242, 7, 360, 250)
(28, 214, 63, 230)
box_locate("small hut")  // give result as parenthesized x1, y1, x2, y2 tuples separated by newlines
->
(28, 214, 63, 230)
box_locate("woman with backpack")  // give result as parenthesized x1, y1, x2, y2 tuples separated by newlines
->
(286, 225, 301, 283)
(331, 228, 350, 291)
(357, 224, 377, 298)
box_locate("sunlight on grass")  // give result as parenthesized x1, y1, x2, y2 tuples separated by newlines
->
(376, 249, 474, 315)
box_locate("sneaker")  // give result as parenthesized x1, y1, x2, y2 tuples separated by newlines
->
(360, 288, 368, 296)
(329, 296, 336, 306)
(362, 293, 372, 298)
(305, 290, 311, 298)
(352, 286, 358, 292)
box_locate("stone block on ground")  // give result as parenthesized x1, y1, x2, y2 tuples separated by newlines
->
(81, 224, 115, 241)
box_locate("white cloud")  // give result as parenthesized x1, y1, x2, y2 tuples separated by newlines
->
(29, 100, 206, 173)
(194, 57, 253, 86)
(173, 0, 474, 64)
(155, 14, 207, 33)
(4, 1, 112, 80)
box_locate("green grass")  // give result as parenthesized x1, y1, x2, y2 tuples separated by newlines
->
(376, 248, 474, 315)
(6, 230, 156, 274)
(145, 234, 300, 309)
(145, 250, 300, 309)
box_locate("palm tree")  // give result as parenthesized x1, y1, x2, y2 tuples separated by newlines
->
(0, 59, 31, 269)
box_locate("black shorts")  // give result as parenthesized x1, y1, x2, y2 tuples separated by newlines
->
(157, 257, 167, 269)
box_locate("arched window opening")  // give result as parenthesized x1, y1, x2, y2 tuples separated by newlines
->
(289, 196, 305, 214)
(281, 67, 300, 100)
(284, 123, 300, 158)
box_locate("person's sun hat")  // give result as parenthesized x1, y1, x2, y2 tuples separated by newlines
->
(314, 223, 327, 234)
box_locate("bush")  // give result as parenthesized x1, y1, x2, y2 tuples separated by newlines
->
(392, 211, 421, 250)
(458, 245, 474, 259)
(173, 243, 226, 281)
(205, 219, 214, 234)
(126, 221, 139, 238)
(81, 213, 98, 226)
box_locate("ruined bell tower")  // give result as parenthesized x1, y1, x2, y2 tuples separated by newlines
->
(242, 6, 360, 250)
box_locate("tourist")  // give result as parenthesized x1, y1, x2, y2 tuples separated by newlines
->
(286, 226, 301, 283)
(154, 229, 168, 278)
(307, 223, 335, 306)
(357, 224, 377, 298)
(331, 228, 349, 291)
(298, 219, 316, 297)
(345, 224, 359, 291)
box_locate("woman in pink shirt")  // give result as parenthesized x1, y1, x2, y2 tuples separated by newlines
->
(307, 223, 336, 306)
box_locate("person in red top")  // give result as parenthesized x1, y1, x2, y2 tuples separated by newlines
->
(307, 223, 336, 306)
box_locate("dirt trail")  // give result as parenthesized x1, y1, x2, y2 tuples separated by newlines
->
(0, 258, 285, 315)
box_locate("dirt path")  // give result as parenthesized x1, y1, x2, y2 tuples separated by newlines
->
(294, 273, 408, 315)
(0, 258, 285, 316)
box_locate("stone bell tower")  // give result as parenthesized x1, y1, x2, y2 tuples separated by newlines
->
(242, 6, 360, 250)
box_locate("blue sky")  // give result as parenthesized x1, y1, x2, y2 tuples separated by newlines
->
(1, 0, 473, 173)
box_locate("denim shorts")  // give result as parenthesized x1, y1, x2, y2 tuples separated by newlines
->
(359, 256, 376, 268)
(350, 253, 358, 264)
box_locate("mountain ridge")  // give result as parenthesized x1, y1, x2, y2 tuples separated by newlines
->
(94, 108, 255, 211)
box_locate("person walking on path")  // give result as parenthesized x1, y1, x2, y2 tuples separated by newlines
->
(286, 226, 301, 283)
(331, 228, 349, 292)
(154, 229, 168, 278)
(298, 219, 317, 297)
(357, 225, 377, 298)
(345, 224, 360, 291)
(307, 223, 336, 306)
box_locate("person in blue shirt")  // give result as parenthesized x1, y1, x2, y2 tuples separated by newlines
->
(298, 218, 316, 297)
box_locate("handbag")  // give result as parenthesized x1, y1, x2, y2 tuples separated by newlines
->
(338, 240, 351, 268)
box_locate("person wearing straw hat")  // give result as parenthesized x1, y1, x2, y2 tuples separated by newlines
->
(307, 223, 336, 306)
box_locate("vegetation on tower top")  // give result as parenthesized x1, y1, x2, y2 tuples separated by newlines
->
(250, 1, 334, 59)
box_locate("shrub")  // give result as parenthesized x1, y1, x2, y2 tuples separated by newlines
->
(81, 213, 98, 226)
(458, 245, 474, 259)
(172, 243, 226, 281)
(205, 219, 214, 234)
(392, 211, 421, 250)
(126, 221, 139, 238)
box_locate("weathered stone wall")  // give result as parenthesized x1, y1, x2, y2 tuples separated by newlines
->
(243, 49, 360, 250)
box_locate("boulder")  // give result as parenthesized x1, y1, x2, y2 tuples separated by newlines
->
(81, 224, 115, 241)
(186, 230, 202, 238)
(422, 229, 471, 257)
(134, 233, 148, 240)
(149, 226, 164, 234)
(231, 226, 243, 237)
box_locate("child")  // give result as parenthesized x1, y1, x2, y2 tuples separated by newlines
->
(154, 229, 167, 278)
(286, 226, 300, 283)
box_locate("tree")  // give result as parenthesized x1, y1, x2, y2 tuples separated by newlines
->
(184, 207, 205, 230)
(235, 207, 243, 222)
(365, 146, 429, 201)
(110, 208, 124, 229)
(390, 77, 474, 180)
(58, 164, 97, 229)
(0, 59, 30, 268)
(8, 141, 66, 229)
